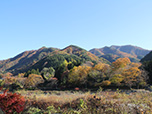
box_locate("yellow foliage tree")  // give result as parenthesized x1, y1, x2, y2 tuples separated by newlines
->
(112, 57, 131, 70)
(110, 58, 143, 87)
(93, 63, 110, 73)
(110, 74, 124, 86)
(68, 66, 91, 86)
(24, 74, 44, 89)
(122, 67, 141, 88)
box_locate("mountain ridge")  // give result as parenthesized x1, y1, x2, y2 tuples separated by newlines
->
(0, 45, 150, 74)
(89, 45, 150, 62)
(0, 45, 109, 74)
(0, 47, 59, 73)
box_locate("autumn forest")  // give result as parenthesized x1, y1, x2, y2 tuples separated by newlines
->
(0, 45, 152, 114)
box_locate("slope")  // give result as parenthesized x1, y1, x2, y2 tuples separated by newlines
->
(0, 47, 58, 74)
(141, 51, 152, 62)
(0, 45, 110, 74)
(89, 45, 150, 62)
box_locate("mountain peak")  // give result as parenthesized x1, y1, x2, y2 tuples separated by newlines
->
(61, 45, 86, 53)
(66, 45, 84, 50)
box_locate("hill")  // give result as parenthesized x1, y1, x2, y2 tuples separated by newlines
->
(0, 44, 149, 74)
(140, 51, 152, 84)
(111, 45, 150, 59)
(89, 45, 150, 62)
(31, 45, 110, 71)
(141, 51, 152, 62)
(0, 47, 58, 74)
(61, 45, 109, 64)
(0, 45, 109, 74)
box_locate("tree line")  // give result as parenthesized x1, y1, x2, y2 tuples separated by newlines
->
(0, 56, 150, 90)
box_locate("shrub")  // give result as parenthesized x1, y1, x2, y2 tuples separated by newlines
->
(26, 107, 42, 114)
(0, 87, 25, 114)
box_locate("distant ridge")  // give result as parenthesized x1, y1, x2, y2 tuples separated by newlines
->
(89, 45, 150, 62)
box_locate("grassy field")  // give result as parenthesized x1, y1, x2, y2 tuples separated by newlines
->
(14, 89, 152, 114)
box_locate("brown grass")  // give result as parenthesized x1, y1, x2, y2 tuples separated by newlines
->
(16, 89, 152, 114)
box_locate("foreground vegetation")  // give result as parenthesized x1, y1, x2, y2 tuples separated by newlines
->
(1, 86, 152, 114)
(1, 55, 152, 113)
(11, 89, 152, 113)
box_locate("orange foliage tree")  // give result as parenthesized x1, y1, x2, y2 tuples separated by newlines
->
(110, 58, 145, 88)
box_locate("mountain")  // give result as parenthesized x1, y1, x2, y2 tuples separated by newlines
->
(0, 45, 109, 74)
(0, 44, 149, 74)
(61, 45, 109, 64)
(89, 45, 150, 62)
(141, 51, 152, 62)
(0, 47, 59, 74)
(111, 45, 150, 59)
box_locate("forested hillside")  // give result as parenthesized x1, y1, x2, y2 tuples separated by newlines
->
(141, 51, 152, 62)
(0, 45, 150, 91)
(0, 45, 150, 75)
(0, 47, 58, 74)
(141, 51, 152, 84)
(0, 45, 109, 75)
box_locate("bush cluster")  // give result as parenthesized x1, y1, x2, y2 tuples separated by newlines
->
(0, 87, 25, 114)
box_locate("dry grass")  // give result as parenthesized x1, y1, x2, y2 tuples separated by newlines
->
(16, 89, 152, 114)
(17, 90, 90, 109)
(30, 92, 90, 109)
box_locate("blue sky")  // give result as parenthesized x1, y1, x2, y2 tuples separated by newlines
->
(0, 0, 152, 60)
